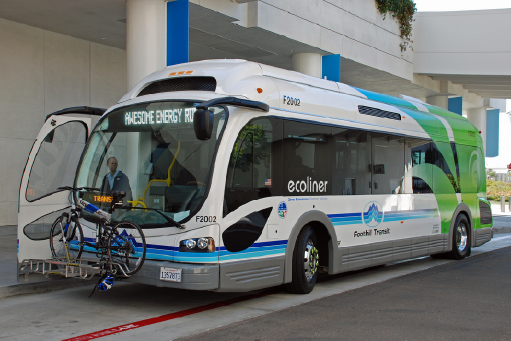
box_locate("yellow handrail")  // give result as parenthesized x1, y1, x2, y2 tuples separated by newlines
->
(132, 141, 181, 209)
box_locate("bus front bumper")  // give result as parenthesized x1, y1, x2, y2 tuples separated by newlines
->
(127, 259, 219, 290)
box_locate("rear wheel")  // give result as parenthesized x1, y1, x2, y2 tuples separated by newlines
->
(108, 221, 146, 276)
(49, 215, 84, 260)
(286, 225, 319, 294)
(449, 214, 471, 260)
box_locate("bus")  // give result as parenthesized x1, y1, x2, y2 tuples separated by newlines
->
(18, 59, 493, 294)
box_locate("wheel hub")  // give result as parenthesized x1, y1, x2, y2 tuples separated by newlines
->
(303, 240, 319, 282)
(456, 223, 468, 252)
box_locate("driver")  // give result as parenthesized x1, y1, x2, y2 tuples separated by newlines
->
(100, 157, 133, 203)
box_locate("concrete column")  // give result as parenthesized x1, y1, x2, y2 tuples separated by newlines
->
(426, 95, 448, 110)
(486, 109, 500, 157)
(467, 107, 487, 154)
(126, 0, 167, 198)
(448, 96, 463, 115)
(126, 0, 166, 90)
(291, 53, 322, 78)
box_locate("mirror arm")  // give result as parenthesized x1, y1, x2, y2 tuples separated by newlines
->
(45, 106, 107, 122)
(196, 97, 269, 112)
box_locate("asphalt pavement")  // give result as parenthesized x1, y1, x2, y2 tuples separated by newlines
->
(179, 246, 511, 341)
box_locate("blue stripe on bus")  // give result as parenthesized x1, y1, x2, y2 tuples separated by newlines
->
(328, 209, 438, 226)
(219, 248, 286, 261)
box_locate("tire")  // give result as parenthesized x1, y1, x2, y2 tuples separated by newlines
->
(448, 214, 471, 260)
(108, 221, 146, 276)
(50, 215, 84, 260)
(286, 225, 319, 294)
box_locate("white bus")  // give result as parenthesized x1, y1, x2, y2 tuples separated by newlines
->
(18, 59, 493, 293)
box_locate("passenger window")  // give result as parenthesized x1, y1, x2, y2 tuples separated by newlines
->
(371, 133, 404, 194)
(404, 138, 432, 194)
(332, 128, 371, 195)
(283, 121, 332, 196)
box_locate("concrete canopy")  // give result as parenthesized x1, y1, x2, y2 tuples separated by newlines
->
(0, 0, 508, 103)
(0, 0, 432, 101)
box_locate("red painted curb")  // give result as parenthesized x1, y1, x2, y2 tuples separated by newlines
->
(63, 290, 276, 341)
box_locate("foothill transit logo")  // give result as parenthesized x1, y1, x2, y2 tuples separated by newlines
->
(353, 201, 389, 238)
(363, 201, 383, 227)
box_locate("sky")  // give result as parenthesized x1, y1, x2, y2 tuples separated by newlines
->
(414, 0, 511, 12)
(413, 0, 511, 171)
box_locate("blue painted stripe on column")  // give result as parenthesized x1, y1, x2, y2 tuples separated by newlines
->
(322, 54, 341, 82)
(167, 0, 189, 66)
(486, 108, 500, 157)
(448, 96, 463, 115)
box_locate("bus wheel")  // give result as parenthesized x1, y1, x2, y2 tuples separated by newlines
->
(286, 225, 319, 294)
(449, 214, 471, 260)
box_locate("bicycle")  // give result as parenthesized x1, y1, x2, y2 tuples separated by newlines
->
(50, 186, 147, 277)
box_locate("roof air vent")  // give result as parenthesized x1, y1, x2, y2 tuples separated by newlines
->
(137, 76, 216, 97)
(358, 105, 401, 121)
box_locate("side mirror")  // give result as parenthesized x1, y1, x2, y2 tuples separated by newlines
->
(193, 108, 214, 141)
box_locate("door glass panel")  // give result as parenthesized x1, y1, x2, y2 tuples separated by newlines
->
(26, 121, 87, 201)
(23, 207, 70, 240)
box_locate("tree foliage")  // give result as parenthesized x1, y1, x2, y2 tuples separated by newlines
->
(375, 0, 417, 51)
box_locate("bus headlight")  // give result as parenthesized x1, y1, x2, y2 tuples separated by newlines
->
(180, 237, 215, 252)
(184, 239, 196, 249)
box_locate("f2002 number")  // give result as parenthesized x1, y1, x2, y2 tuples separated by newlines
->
(283, 95, 300, 106)
(196, 216, 217, 223)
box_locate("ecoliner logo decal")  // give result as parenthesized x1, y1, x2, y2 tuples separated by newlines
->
(287, 177, 328, 193)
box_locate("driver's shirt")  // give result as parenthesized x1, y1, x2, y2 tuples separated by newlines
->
(107, 170, 119, 189)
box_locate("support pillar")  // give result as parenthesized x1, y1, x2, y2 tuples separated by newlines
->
(322, 54, 341, 82)
(426, 95, 448, 110)
(126, 0, 168, 198)
(467, 107, 487, 155)
(448, 96, 463, 116)
(126, 0, 167, 90)
(486, 109, 500, 157)
(291, 53, 322, 78)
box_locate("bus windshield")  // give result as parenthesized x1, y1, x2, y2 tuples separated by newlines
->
(75, 101, 227, 228)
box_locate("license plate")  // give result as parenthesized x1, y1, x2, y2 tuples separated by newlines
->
(160, 267, 182, 282)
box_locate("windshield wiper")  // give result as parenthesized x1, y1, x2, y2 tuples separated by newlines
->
(122, 206, 185, 229)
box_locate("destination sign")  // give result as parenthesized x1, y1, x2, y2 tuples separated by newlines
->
(124, 107, 196, 126)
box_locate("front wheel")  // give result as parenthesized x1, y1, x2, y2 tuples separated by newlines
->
(286, 225, 319, 294)
(108, 221, 146, 276)
(50, 215, 84, 260)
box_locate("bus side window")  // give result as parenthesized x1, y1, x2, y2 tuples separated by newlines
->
(225, 118, 281, 215)
(371, 133, 404, 194)
(283, 121, 333, 196)
(404, 138, 432, 194)
(332, 128, 371, 195)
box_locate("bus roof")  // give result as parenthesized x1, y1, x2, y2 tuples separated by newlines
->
(118, 59, 480, 146)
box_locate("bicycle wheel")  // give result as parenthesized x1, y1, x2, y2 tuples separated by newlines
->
(50, 215, 84, 260)
(108, 221, 146, 276)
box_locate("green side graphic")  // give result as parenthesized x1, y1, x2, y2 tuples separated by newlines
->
(400, 108, 459, 191)
(357, 90, 488, 231)
(405, 163, 459, 233)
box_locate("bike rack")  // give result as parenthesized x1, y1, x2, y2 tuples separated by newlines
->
(19, 258, 131, 280)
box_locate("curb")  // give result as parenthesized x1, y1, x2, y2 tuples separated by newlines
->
(0, 277, 93, 300)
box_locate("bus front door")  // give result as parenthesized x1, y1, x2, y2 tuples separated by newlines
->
(17, 108, 103, 281)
